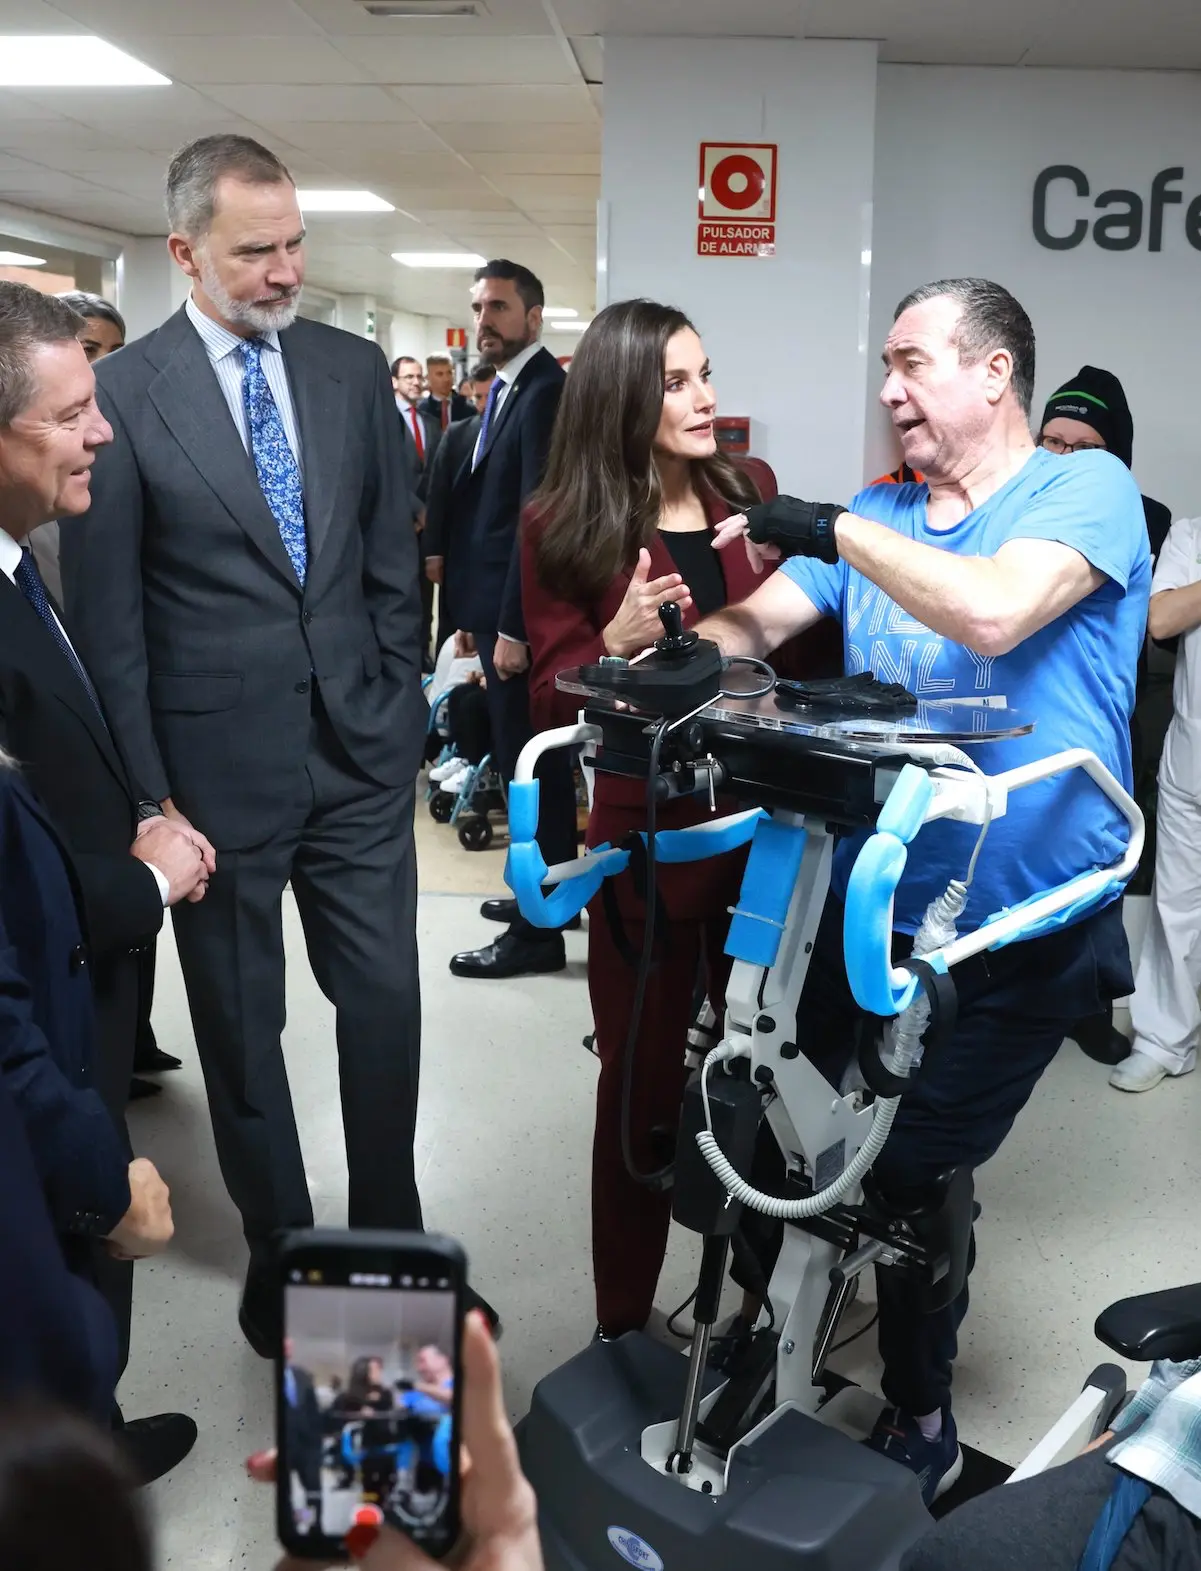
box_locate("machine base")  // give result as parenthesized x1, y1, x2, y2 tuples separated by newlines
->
(518, 1333, 933, 1571)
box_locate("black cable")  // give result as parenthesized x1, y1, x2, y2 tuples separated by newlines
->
(618, 716, 675, 1190)
(718, 655, 777, 700)
(829, 1309, 879, 1356)
(665, 1288, 698, 1339)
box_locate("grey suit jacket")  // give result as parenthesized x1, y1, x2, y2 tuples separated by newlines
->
(60, 306, 424, 850)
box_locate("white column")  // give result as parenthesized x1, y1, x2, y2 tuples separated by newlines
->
(115, 237, 190, 342)
(337, 293, 378, 342)
(600, 37, 878, 499)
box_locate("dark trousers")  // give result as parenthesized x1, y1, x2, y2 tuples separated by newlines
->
(473, 631, 577, 930)
(171, 694, 423, 1252)
(90, 957, 140, 1381)
(132, 944, 159, 1068)
(903, 1448, 1201, 1571)
(587, 798, 747, 1331)
(754, 894, 1132, 1418)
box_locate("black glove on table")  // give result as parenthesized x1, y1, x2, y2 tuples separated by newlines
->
(744, 495, 847, 564)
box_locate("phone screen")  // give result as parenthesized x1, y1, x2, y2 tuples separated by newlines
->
(279, 1238, 461, 1560)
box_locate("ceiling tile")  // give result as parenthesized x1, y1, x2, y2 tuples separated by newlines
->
(141, 36, 374, 85)
(48, 0, 324, 34)
(396, 84, 594, 123)
(569, 36, 603, 80)
(433, 120, 599, 154)
(0, 0, 80, 25)
(260, 119, 446, 155)
(327, 34, 576, 84)
(0, 89, 72, 122)
(14, 82, 232, 122)
(551, 0, 804, 34)
(486, 174, 598, 203)
(469, 152, 599, 176)
(201, 83, 416, 121)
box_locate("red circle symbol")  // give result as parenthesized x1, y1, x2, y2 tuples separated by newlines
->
(709, 153, 765, 212)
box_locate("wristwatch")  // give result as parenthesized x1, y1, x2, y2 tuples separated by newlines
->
(136, 799, 165, 822)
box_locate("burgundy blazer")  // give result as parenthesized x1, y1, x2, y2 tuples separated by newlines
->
(521, 459, 842, 816)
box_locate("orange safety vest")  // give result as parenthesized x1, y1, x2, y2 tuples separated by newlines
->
(871, 462, 925, 486)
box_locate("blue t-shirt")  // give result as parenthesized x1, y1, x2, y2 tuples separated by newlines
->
(782, 448, 1151, 933)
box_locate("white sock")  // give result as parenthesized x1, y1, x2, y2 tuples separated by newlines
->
(916, 1409, 943, 1443)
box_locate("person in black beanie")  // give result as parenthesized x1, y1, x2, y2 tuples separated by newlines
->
(1037, 365, 1174, 1068)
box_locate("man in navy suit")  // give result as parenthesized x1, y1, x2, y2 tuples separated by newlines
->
(419, 352, 474, 430)
(448, 260, 577, 980)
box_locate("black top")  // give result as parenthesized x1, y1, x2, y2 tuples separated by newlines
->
(659, 528, 727, 619)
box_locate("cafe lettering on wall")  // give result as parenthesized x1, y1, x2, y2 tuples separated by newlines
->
(1033, 165, 1201, 251)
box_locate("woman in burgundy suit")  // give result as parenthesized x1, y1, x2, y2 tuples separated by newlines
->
(521, 300, 839, 1336)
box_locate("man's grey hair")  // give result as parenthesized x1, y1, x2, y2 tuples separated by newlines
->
(425, 351, 453, 368)
(894, 277, 1036, 416)
(166, 133, 294, 239)
(56, 291, 125, 338)
(0, 282, 84, 426)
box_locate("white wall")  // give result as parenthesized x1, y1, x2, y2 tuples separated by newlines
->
(869, 66, 1201, 515)
(601, 37, 878, 499)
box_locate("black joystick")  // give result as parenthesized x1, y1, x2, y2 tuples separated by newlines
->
(657, 600, 699, 656)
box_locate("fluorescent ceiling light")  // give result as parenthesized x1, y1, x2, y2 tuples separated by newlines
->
(547, 320, 590, 331)
(542, 307, 579, 319)
(0, 250, 46, 266)
(392, 251, 486, 269)
(298, 190, 394, 213)
(0, 35, 170, 86)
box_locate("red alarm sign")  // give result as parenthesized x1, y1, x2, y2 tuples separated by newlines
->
(446, 326, 467, 349)
(697, 143, 777, 258)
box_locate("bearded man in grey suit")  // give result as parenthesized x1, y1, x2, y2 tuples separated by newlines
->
(61, 135, 437, 1357)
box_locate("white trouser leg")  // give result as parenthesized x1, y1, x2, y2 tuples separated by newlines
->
(1129, 773, 1201, 1073)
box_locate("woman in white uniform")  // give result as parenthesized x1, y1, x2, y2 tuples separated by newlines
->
(1116, 516, 1201, 1092)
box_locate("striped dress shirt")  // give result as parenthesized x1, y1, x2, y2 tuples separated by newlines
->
(184, 295, 304, 476)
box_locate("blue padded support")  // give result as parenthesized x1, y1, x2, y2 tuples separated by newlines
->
(980, 870, 1126, 951)
(876, 763, 936, 845)
(725, 818, 809, 968)
(843, 832, 919, 1016)
(647, 810, 765, 864)
(508, 779, 539, 846)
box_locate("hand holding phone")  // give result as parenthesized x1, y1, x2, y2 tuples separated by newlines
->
(263, 1309, 542, 1571)
(277, 1231, 467, 1562)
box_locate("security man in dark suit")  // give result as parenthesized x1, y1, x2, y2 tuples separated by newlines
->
(419, 351, 474, 429)
(423, 362, 493, 650)
(392, 355, 442, 665)
(0, 280, 203, 1480)
(448, 260, 577, 981)
(60, 135, 441, 1357)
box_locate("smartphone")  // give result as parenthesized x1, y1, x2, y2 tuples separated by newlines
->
(276, 1229, 465, 1562)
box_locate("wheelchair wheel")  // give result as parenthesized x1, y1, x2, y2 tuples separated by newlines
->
(429, 792, 454, 824)
(458, 815, 493, 851)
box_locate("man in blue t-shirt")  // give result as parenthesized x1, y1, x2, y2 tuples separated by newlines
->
(701, 277, 1150, 1505)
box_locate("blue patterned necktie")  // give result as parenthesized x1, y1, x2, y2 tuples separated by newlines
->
(472, 376, 503, 471)
(14, 548, 106, 724)
(241, 339, 307, 584)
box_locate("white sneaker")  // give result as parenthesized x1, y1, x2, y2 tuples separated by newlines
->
(437, 763, 469, 795)
(429, 755, 463, 783)
(1110, 1049, 1173, 1093)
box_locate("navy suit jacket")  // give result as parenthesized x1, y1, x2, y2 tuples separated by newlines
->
(454, 346, 565, 641)
(0, 1070, 118, 1421)
(419, 391, 474, 428)
(0, 766, 131, 1238)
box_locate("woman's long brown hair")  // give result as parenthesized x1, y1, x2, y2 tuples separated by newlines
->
(531, 298, 761, 604)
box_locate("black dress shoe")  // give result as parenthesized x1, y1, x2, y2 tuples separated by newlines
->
(134, 1046, 183, 1074)
(240, 1267, 281, 1359)
(114, 1413, 198, 1486)
(464, 1285, 502, 1339)
(480, 897, 581, 931)
(128, 1077, 162, 1101)
(450, 929, 566, 979)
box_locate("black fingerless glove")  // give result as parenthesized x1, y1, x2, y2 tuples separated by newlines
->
(744, 495, 846, 564)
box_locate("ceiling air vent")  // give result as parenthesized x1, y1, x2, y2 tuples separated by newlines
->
(356, 0, 487, 16)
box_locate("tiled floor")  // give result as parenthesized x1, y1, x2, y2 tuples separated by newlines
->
(119, 820, 1201, 1569)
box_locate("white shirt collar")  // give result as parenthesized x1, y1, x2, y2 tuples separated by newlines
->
(495, 339, 543, 387)
(186, 293, 282, 361)
(0, 529, 23, 581)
